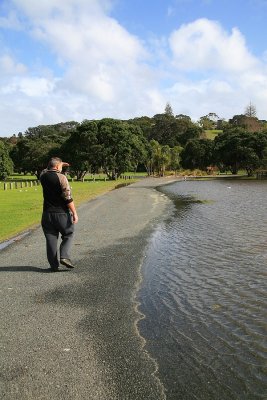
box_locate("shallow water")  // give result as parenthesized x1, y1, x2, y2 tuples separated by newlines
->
(138, 179, 267, 400)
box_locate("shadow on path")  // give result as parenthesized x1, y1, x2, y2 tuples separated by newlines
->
(0, 266, 70, 273)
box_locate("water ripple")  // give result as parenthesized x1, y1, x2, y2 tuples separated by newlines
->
(139, 180, 267, 400)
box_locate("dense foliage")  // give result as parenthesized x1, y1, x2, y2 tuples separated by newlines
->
(213, 129, 267, 176)
(0, 140, 13, 180)
(1, 106, 267, 180)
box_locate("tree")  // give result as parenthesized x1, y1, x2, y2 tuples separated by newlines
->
(148, 140, 171, 176)
(213, 130, 267, 175)
(150, 113, 177, 146)
(177, 125, 202, 146)
(10, 137, 60, 177)
(199, 112, 219, 130)
(207, 112, 219, 122)
(181, 139, 213, 170)
(24, 122, 77, 142)
(143, 141, 154, 176)
(97, 119, 146, 179)
(244, 131, 267, 160)
(0, 141, 13, 179)
(228, 115, 247, 128)
(127, 124, 148, 172)
(198, 115, 214, 130)
(213, 131, 242, 174)
(165, 102, 174, 116)
(229, 114, 262, 133)
(150, 112, 200, 147)
(160, 145, 171, 176)
(216, 119, 229, 130)
(261, 148, 267, 168)
(240, 130, 267, 175)
(129, 116, 153, 140)
(244, 102, 257, 118)
(170, 146, 183, 174)
(10, 122, 77, 177)
(239, 146, 259, 177)
(176, 114, 191, 122)
(60, 120, 100, 180)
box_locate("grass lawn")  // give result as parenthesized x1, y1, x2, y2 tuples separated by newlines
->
(4, 173, 37, 181)
(1, 178, 138, 242)
(204, 130, 223, 140)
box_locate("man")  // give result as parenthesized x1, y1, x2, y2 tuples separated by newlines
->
(40, 157, 78, 272)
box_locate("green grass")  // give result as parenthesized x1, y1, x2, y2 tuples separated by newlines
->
(1, 179, 138, 242)
(5, 173, 36, 181)
(204, 130, 223, 140)
(5, 172, 146, 181)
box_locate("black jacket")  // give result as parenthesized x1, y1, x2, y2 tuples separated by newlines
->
(40, 169, 73, 213)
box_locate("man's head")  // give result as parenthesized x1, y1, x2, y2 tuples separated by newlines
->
(47, 157, 69, 172)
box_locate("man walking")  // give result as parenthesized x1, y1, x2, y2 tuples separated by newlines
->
(40, 157, 78, 272)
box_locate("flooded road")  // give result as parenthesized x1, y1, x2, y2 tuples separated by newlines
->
(138, 179, 267, 399)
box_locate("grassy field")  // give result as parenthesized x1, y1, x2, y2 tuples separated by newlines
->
(204, 130, 223, 140)
(1, 178, 139, 242)
(3, 172, 146, 181)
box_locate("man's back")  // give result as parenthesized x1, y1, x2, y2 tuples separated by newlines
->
(40, 169, 73, 213)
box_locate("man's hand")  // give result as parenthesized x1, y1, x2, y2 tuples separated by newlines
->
(68, 201, 78, 224)
(72, 212, 79, 224)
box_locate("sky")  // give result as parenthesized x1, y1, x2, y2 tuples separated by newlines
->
(0, 0, 267, 136)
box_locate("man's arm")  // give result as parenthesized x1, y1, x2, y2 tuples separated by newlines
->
(67, 201, 78, 224)
(59, 174, 78, 224)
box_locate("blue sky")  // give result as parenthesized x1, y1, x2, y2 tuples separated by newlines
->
(0, 0, 267, 136)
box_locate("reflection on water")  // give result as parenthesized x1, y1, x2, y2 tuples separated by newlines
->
(138, 179, 267, 400)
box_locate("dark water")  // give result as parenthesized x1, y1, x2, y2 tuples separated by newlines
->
(138, 179, 267, 400)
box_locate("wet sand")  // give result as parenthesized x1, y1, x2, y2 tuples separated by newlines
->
(0, 177, 179, 400)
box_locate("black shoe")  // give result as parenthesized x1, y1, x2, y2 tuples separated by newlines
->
(60, 258, 75, 269)
(50, 266, 59, 272)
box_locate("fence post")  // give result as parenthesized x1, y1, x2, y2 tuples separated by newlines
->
(4, 183, 7, 190)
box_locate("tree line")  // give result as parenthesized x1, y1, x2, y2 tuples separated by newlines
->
(0, 103, 267, 180)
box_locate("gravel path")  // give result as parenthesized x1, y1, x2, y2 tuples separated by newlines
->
(0, 177, 179, 400)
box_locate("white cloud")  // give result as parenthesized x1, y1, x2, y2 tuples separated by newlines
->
(169, 18, 258, 72)
(165, 79, 235, 120)
(0, 55, 27, 75)
(0, 2, 266, 135)
(11, 0, 151, 100)
(12, 0, 112, 18)
(0, 0, 165, 135)
(16, 77, 55, 96)
(166, 18, 267, 120)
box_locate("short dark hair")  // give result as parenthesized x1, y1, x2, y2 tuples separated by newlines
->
(47, 157, 62, 169)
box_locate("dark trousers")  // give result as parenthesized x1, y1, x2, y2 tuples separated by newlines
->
(41, 212, 74, 268)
